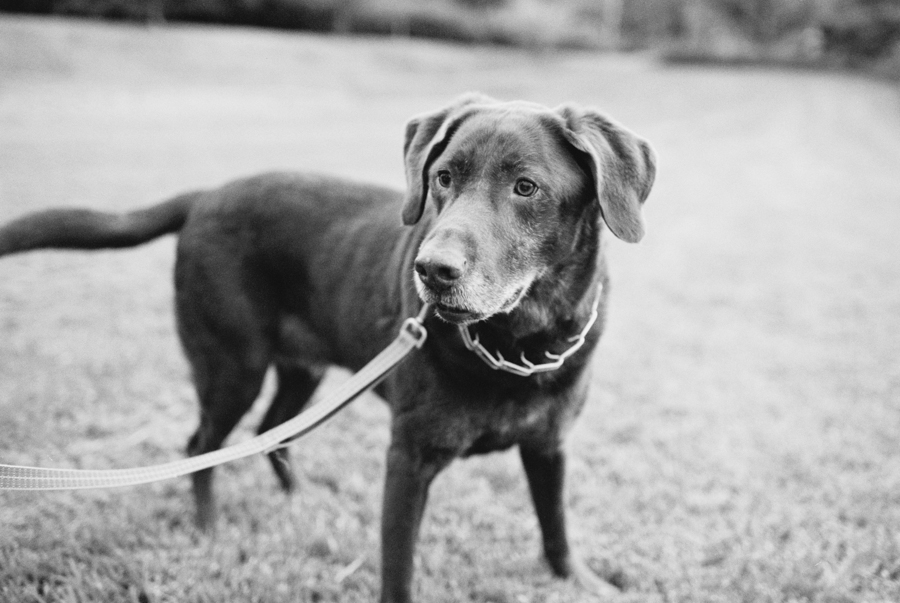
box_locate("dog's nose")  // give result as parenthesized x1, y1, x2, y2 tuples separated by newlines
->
(415, 252, 466, 292)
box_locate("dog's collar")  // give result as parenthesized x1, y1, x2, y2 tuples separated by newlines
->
(458, 283, 602, 377)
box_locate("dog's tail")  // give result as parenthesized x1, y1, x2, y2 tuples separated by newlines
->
(0, 191, 201, 257)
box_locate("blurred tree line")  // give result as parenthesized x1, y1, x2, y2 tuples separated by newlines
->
(2, 0, 899, 70)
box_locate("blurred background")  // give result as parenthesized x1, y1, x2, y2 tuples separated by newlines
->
(1, 1, 899, 603)
(2, 0, 900, 77)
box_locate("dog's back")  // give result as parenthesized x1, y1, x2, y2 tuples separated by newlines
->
(172, 172, 423, 371)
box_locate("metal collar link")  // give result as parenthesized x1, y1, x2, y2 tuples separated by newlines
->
(459, 283, 603, 377)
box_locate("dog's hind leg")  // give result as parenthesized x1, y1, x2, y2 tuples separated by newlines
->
(174, 226, 279, 532)
(185, 347, 269, 533)
(257, 363, 326, 492)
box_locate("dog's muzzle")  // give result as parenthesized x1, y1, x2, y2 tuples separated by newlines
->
(413, 244, 480, 323)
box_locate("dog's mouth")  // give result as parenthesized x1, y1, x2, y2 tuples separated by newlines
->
(414, 266, 534, 326)
(433, 302, 482, 324)
(414, 270, 534, 325)
(427, 287, 530, 325)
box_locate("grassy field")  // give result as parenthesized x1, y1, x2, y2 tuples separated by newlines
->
(1, 14, 899, 603)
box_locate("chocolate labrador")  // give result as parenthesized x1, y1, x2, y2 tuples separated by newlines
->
(0, 94, 656, 602)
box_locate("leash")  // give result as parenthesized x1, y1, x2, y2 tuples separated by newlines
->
(0, 286, 598, 491)
(0, 306, 431, 491)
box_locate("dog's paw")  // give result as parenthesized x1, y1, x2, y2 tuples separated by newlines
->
(194, 508, 217, 535)
(542, 553, 624, 600)
(569, 555, 622, 599)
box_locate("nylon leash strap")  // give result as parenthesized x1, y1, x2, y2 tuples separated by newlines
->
(0, 307, 430, 491)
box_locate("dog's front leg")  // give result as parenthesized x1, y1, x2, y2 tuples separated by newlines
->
(520, 445, 618, 596)
(520, 445, 573, 575)
(380, 442, 449, 603)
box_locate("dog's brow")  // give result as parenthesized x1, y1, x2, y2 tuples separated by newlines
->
(447, 153, 472, 176)
(499, 156, 535, 174)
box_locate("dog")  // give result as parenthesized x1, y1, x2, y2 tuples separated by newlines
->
(0, 93, 656, 602)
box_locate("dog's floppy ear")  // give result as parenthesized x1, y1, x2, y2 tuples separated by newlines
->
(556, 105, 657, 243)
(401, 93, 493, 225)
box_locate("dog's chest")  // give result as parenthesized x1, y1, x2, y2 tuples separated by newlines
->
(392, 343, 590, 458)
(459, 394, 558, 456)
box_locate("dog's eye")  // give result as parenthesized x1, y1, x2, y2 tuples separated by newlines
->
(514, 179, 538, 197)
(436, 171, 452, 188)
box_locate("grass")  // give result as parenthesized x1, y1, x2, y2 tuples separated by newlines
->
(1, 13, 900, 603)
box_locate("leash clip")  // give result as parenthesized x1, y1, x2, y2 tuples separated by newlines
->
(400, 304, 432, 349)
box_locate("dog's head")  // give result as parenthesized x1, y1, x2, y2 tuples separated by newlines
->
(403, 94, 656, 325)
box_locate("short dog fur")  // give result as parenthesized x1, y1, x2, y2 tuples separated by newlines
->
(0, 94, 656, 602)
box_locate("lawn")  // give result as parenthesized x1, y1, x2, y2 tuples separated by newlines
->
(1, 14, 900, 603)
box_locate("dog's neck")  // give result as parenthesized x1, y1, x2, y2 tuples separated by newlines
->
(472, 212, 605, 352)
